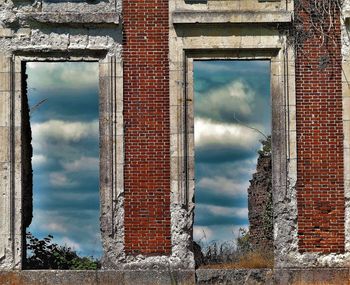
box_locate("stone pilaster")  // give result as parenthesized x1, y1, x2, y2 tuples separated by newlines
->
(0, 54, 23, 269)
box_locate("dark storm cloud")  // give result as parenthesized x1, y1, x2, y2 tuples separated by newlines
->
(195, 214, 248, 226)
(195, 192, 248, 208)
(194, 203, 248, 226)
(196, 144, 257, 164)
(33, 163, 99, 211)
(29, 88, 99, 123)
(195, 160, 257, 183)
(37, 195, 100, 211)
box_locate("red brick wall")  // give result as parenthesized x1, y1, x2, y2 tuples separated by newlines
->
(123, 0, 171, 255)
(296, 2, 345, 253)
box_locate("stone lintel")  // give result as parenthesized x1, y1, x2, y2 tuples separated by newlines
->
(172, 10, 292, 25)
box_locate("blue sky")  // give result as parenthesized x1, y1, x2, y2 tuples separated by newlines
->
(193, 60, 271, 245)
(27, 62, 102, 258)
(26, 60, 270, 258)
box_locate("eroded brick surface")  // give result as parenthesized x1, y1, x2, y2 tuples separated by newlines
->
(123, 0, 171, 255)
(296, 2, 345, 253)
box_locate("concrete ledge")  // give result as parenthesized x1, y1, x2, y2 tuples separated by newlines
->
(0, 270, 195, 285)
(274, 268, 350, 285)
(197, 268, 350, 284)
(172, 10, 292, 25)
(196, 269, 273, 284)
(2, 268, 350, 284)
(18, 13, 119, 25)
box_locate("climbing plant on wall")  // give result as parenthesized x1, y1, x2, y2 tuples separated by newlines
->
(289, 0, 343, 69)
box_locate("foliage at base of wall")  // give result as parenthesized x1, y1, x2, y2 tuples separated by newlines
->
(194, 137, 273, 269)
(25, 232, 101, 270)
(195, 228, 273, 269)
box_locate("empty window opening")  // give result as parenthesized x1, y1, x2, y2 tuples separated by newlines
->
(193, 60, 272, 268)
(24, 62, 101, 269)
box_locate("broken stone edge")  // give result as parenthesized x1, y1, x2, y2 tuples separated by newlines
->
(18, 13, 120, 25)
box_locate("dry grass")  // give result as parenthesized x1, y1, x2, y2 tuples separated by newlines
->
(199, 250, 273, 269)
(293, 282, 349, 285)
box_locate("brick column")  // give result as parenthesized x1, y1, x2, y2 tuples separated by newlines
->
(296, 3, 345, 253)
(123, 0, 171, 255)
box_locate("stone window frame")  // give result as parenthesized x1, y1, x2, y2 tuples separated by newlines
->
(178, 48, 350, 267)
(0, 52, 123, 269)
(169, 47, 293, 269)
(184, 49, 286, 209)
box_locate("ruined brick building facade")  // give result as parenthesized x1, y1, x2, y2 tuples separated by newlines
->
(248, 137, 273, 252)
(2, 0, 350, 284)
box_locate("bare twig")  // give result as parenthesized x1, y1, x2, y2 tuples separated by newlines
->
(30, 98, 48, 114)
(233, 113, 268, 140)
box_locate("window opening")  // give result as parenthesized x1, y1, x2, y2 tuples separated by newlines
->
(193, 60, 272, 268)
(24, 62, 101, 269)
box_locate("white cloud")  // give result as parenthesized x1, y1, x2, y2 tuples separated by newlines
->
(221, 81, 254, 115)
(195, 80, 259, 122)
(27, 62, 99, 90)
(27, 208, 102, 256)
(32, 154, 47, 167)
(45, 222, 68, 233)
(194, 118, 260, 148)
(193, 226, 214, 241)
(60, 237, 81, 251)
(28, 210, 68, 234)
(49, 172, 76, 187)
(195, 61, 235, 73)
(62, 156, 99, 172)
(197, 176, 249, 197)
(32, 120, 98, 144)
(194, 225, 249, 244)
(198, 204, 248, 219)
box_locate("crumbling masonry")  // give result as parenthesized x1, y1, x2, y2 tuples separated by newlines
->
(2, 0, 350, 284)
(248, 137, 273, 253)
